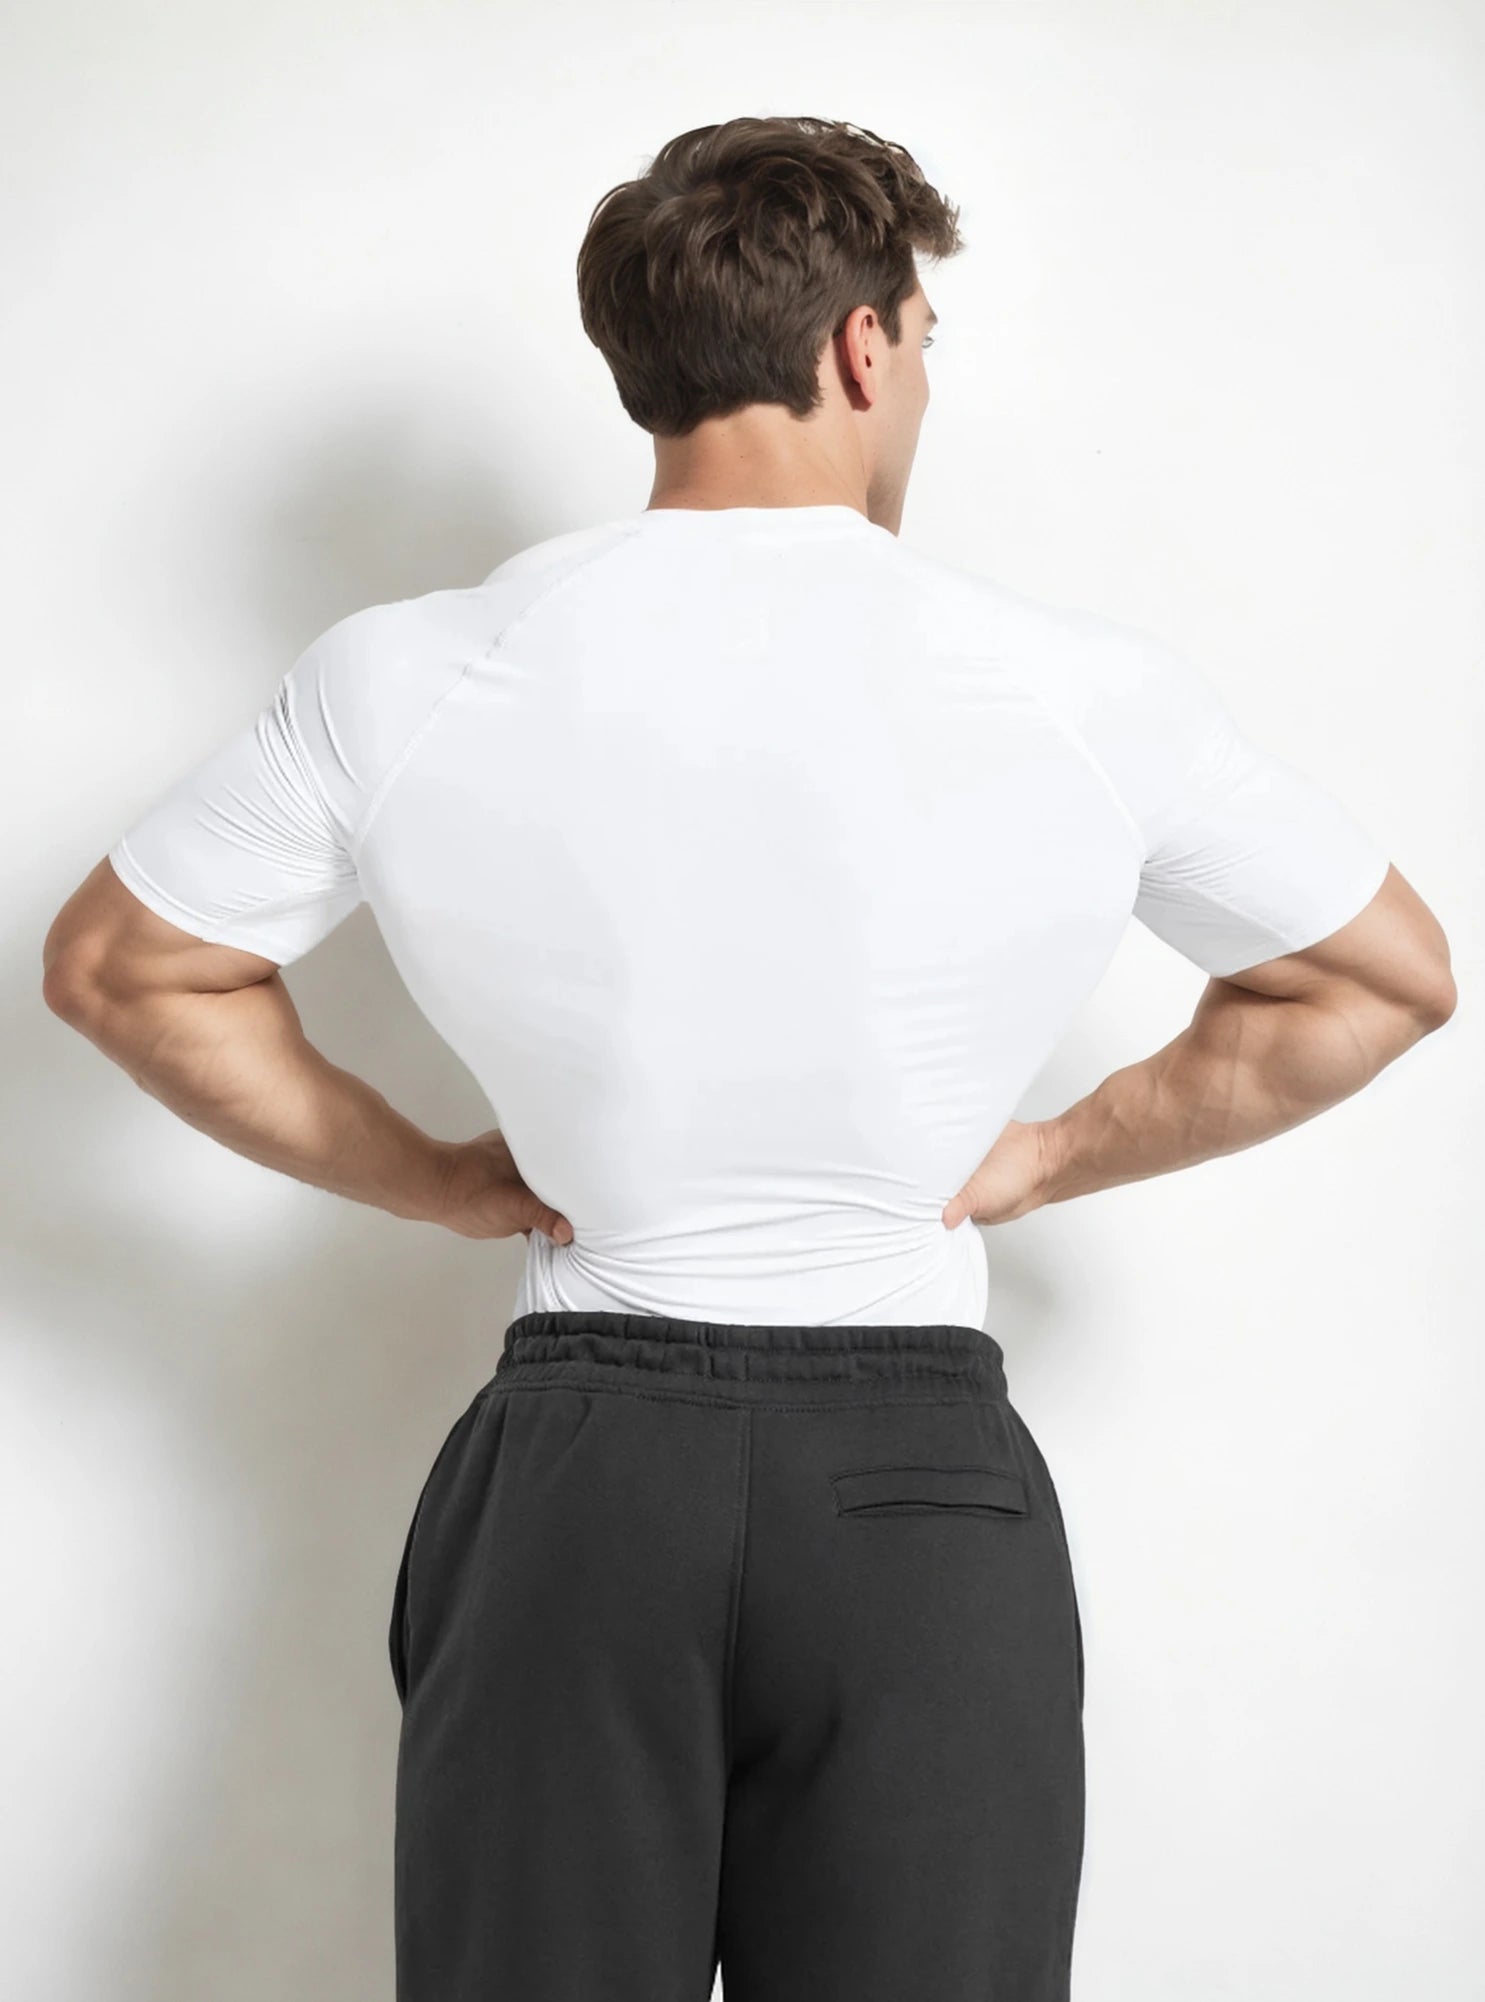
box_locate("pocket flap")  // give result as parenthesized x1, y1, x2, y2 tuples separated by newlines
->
(830, 1463, 1028, 1516)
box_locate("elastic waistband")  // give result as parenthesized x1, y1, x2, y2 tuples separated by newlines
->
(493, 1310, 1007, 1403)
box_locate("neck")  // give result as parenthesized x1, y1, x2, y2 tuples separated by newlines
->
(647, 414, 870, 517)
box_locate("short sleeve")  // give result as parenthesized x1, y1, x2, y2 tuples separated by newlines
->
(109, 613, 384, 967)
(1014, 604, 1392, 979)
(1132, 701, 1391, 976)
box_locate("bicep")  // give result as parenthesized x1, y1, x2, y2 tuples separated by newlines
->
(1131, 711, 1454, 1020)
(1211, 860, 1455, 1024)
(46, 853, 287, 1004)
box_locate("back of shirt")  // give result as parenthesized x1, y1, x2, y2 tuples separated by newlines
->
(108, 504, 1390, 1328)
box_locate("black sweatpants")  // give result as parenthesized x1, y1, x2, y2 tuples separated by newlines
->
(388, 1310, 1085, 2000)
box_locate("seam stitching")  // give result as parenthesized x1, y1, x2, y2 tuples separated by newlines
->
(828, 1461, 1024, 1480)
(110, 840, 354, 946)
(993, 652, 1148, 866)
(1138, 826, 1390, 966)
(835, 1503, 1033, 1518)
(486, 1379, 1001, 1416)
(720, 1409, 751, 1775)
(346, 524, 644, 861)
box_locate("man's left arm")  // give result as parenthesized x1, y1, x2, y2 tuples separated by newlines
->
(42, 857, 572, 1243)
(44, 612, 572, 1247)
(43, 857, 457, 1218)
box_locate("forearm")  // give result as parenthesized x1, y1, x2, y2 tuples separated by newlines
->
(1037, 976, 1435, 1205)
(64, 971, 454, 1222)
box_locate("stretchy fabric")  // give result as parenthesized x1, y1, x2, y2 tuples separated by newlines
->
(389, 1310, 1084, 2002)
(107, 505, 1390, 1326)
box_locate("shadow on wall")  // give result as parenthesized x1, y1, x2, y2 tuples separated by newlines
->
(192, 388, 580, 630)
(16, 409, 559, 2001)
(20, 904, 523, 1998)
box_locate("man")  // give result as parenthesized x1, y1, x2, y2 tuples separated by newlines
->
(43, 113, 1454, 2002)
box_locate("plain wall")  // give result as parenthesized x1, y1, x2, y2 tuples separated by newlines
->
(5, 2, 1481, 1997)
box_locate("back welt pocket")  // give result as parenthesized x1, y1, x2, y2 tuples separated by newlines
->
(829, 1464, 1029, 1518)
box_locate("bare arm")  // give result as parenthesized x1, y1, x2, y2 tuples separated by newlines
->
(942, 863, 1457, 1229)
(42, 858, 573, 1244)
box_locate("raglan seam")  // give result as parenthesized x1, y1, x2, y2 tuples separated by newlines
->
(881, 542, 1150, 867)
(1138, 708, 1239, 855)
(990, 654, 1149, 866)
(346, 523, 645, 861)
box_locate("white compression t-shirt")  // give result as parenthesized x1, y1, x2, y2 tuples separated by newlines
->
(108, 505, 1390, 1328)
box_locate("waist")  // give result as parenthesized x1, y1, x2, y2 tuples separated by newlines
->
(513, 1214, 988, 1333)
(491, 1308, 1007, 1406)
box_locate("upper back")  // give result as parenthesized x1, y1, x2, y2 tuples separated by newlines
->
(109, 504, 1389, 1321)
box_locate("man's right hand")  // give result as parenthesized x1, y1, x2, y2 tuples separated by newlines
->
(941, 1119, 1063, 1230)
(434, 1128, 575, 1245)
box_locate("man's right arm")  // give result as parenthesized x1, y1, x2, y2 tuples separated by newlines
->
(942, 605, 1457, 1230)
(1034, 861, 1455, 1208)
(943, 862, 1454, 1229)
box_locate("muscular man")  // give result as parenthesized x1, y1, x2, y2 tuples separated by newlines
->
(43, 114, 1455, 2002)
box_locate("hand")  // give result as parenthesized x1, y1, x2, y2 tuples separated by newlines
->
(433, 1128, 574, 1244)
(941, 1118, 1062, 1230)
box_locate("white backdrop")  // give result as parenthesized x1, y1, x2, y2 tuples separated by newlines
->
(5, 3, 1481, 1998)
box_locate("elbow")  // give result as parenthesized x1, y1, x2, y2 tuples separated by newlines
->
(41, 923, 114, 1030)
(42, 954, 104, 1029)
(1387, 947, 1458, 1043)
(1403, 896, 1460, 1033)
(1411, 970, 1458, 1034)
(42, 907, 92, 1022)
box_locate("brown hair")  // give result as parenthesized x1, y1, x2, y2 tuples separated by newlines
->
(576, 115, 965, 438)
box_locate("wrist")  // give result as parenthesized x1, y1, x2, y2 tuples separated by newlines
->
(1031, 1116, 1073, 1207)
(389, 1133, 461, 1225)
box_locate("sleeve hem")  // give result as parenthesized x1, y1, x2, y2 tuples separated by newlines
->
(107, 841, 296, 964)
(1198, 848, 1391, 979)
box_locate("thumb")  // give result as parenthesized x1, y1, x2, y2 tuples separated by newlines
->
(941, 1191, 968, 1230)
(529, 1199, 573, 1246)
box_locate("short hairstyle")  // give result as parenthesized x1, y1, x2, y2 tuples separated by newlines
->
(576, 115, 965, 438)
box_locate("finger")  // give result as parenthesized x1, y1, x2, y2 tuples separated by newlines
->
(529, 1200, 574, 1246)
(942, 1194, 964, 1229)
